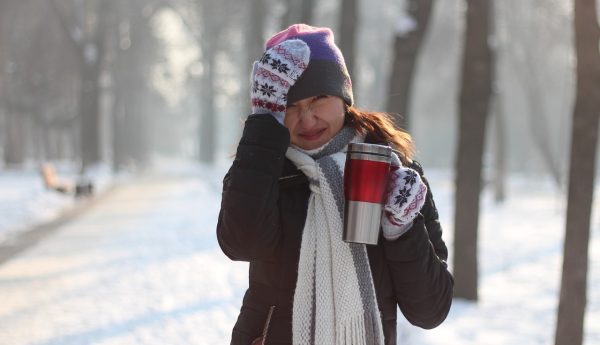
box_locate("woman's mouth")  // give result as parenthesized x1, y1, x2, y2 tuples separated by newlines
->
(298, 128, 326, 141)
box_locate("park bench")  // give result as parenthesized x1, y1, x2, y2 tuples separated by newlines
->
(40, 163, 94, 197)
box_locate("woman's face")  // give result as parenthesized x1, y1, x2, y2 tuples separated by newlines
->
(284, 95, 345, 150)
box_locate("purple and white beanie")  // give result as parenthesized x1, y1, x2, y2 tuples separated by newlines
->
(264, 24, 354, 106)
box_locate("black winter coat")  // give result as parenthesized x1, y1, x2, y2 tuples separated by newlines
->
(217, 114, 453, 345)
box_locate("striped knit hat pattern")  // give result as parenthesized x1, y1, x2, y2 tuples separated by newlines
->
(264, 24, 354, 106)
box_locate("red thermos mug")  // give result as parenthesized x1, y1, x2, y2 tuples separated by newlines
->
(343, 143, 392, 245)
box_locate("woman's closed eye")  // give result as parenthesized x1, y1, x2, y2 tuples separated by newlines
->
(286, 104, 299, 114)
(308, 95, 329, 108)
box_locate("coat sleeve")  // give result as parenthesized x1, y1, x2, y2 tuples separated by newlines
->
(382, 162, 454, 329)
(216, 114, 290, 262)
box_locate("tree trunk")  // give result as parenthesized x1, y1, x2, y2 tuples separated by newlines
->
(501, 0, 566, 189)
(492, 89, 506, 203)
(196, 4, 222, 164)
(386, 0, 434, 130)
(3, 110, 26, 167)
(521, 61, 564, 188)
(0, 0, 7, 140)
(281, 0, 297, 28)
(338, 0, 358, 86)
(490, 7, 505, 203)
(247, 0, 265, 62)
(50, 1, 110, 172)
(198, 44, 217, 163)
(453, 0, 493, 301)
(79, 60, 102, 169)
(244, 0, 266, 117)
(111, 100, 127, 171)
(554, 0, 600, 344)
(128, 102, 145, 167)
(0, 2, 22, 167)
(300, 0, 315, 24)
(82, 0, 111, 171)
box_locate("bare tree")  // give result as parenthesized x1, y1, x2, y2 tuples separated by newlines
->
(243, 0, 267, 117)
(491, 88, 507, 202)
(1, 0, 92, 167)
(386, 0, 434, 130)
(110, 1, 159, 170)
(2, 105, 27, 167)
(1, 0, 196, 170)
(281, 0, 297, 28)
(300, 0, 315, 24)
(0, 1, 6, 111)
(453, 0, 494, 301)
(50, 0, 112, 171)
(338, 0, 358, 84)
(1, 1, 30, 167)
(1, 0, 67, 167)
(172, 0, 239, 163)
(198, 5, 218, 163)
(280, 0, 315, 31)
(498, 0, 570, 189)
(489, 3, 506, 203)
(554, 0, 600, 344)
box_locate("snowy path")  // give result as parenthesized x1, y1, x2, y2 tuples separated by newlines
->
(0, 176, 247, 345)
(0, 170, 598, 345)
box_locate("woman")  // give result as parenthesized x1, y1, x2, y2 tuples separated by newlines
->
(217, 24, 453, 345)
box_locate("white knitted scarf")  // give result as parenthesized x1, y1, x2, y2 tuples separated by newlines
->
(285, 127, 385, 345)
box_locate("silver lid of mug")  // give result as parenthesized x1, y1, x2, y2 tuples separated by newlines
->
(347, 143, 392, 163)
(347, 143, 392, 157)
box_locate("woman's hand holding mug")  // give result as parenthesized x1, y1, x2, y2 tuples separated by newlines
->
(381, 165, 427, 240)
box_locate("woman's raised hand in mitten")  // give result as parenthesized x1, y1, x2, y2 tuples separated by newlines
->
(250, 39, 311, 124)
(381, 166, 427, 240)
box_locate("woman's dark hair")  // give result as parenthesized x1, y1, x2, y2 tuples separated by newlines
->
(345, 106, 415, 163)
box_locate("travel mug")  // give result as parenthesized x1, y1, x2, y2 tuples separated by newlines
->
(343, 143, 392, 245)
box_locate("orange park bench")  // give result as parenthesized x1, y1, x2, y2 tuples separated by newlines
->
(40, 163, 94, 197)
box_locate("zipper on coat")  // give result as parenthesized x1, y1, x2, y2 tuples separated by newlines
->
(251, 305, 275, 345)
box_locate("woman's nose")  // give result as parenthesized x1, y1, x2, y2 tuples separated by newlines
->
(297, 106, 317, 127)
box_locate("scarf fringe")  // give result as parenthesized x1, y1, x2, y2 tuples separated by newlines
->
(336, 311, 384, 345)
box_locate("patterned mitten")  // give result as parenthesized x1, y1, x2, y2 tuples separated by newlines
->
(250, 39, 311, 124)
(381, 165, 427, 240)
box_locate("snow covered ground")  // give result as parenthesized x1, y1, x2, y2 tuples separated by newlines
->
(0, 162, 598, 345)
(0, 164, 115, 245)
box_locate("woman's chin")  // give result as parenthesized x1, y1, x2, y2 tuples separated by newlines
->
(295, 137, 328, 150)
(298, 143, 320, 150)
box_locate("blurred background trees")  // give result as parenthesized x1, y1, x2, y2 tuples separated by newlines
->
(2, 0, 590, 177)
(0, 0, 595, 276)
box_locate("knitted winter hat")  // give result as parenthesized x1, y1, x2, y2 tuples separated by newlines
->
(265, 24, 354, 106)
